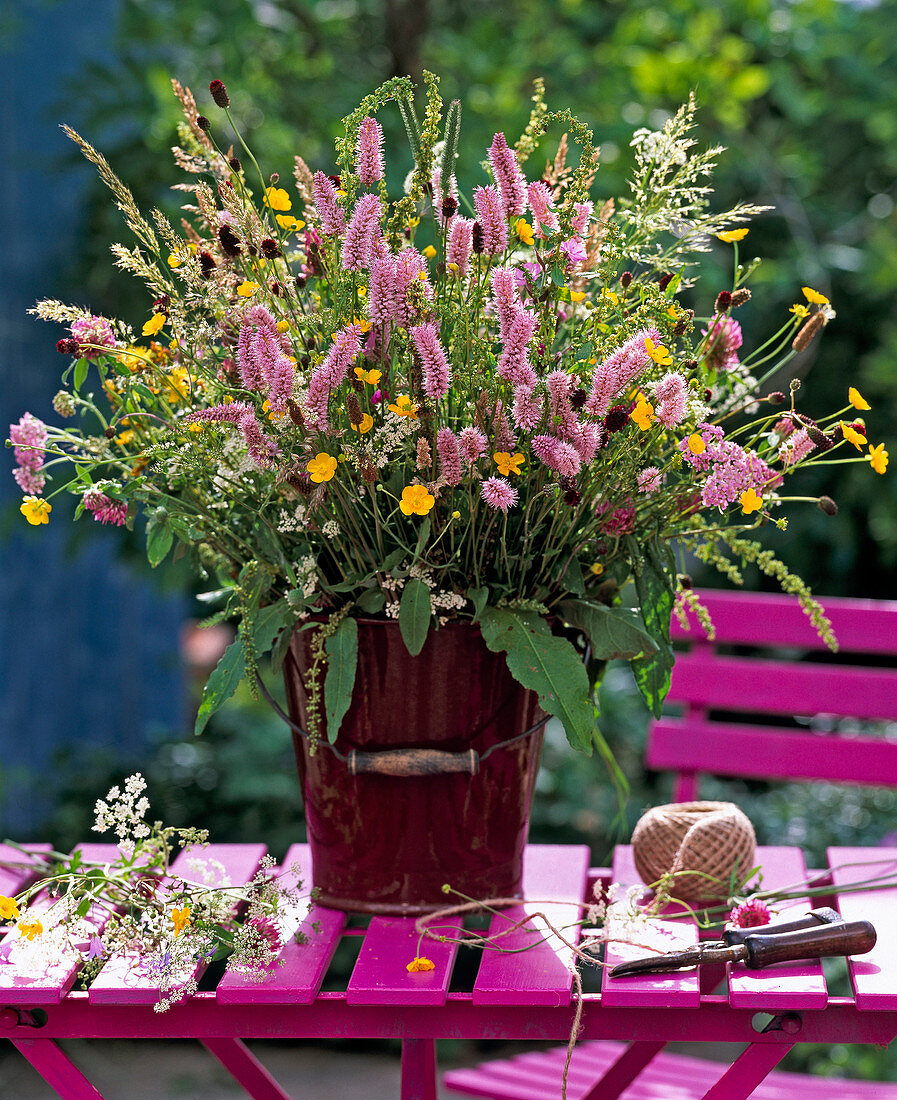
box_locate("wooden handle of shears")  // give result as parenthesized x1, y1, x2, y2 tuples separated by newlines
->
(742, 919, 876, 969)
(722, 906, 841, 947)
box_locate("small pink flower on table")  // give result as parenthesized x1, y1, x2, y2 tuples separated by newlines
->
(728, 897, 771, 929)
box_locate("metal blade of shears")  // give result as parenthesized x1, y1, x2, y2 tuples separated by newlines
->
(609, 942, 737, 978)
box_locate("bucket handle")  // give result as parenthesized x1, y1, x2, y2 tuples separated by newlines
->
(255, 673, 548, 775)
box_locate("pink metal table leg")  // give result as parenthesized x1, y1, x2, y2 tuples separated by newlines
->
(401, 1037, 437, 1100)
(581, 1039, 667, 1100)
(11, 1037, 104, 1098)
(201, 1038, 292, 1100)
(701, 1042, 794, 1100)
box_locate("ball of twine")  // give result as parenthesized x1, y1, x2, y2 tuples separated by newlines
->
(632, 801, 756, 904)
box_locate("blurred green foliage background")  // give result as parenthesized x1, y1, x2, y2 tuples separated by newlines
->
(11, 0, 897, 1081)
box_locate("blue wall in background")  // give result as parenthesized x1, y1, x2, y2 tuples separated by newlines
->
(0, 0, 186, 832)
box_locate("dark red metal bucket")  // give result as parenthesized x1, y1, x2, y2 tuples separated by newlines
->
(282, 620, 545, 915)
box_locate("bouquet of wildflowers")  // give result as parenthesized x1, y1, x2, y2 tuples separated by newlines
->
(0, 775, 309, 1011)
(9, 73, 887, 754)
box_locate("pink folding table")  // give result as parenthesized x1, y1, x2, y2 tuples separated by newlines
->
(2, 842, 896, 1099)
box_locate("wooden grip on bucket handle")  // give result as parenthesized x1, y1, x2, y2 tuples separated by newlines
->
(347, 748, 480, 776)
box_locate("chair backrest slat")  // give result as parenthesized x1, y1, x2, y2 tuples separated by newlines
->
(646, 589, 897, 793)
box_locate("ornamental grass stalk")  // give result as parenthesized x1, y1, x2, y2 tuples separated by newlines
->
(8, 73, 886, 754)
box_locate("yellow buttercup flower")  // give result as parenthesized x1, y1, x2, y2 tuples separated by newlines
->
(493, 451, 525, 477)
(236, 281, 259, 297)
(406, 956, 436, 972)
(354, 367, 382, 385)
(261, 399, 286, 421)
(601, 288, 620, 306)
(740, 487, 763, 515)
(686, 433, 706, 455)
(187, 422, 203, 433)
(18, 918, 43, 941)
(802, 286, 830, 306)
(263, 186, 292, 211)
(399, 484, 435, 516)
(276, 215, 305, 232)
(848, 387, 871, 411)
(868, 443, 889, 475)
(589, 562, 605, 576)
(789, 303, 810, 318)
(351, 316, 373, 334)
(0, 895, 19, 920)
(423, 245, 437, 259)
(644, 336, 672, 366)
(388, 395, 418, 419)
(20, 496, 51, 525)
(569, 290, 586, 303)
(630, 396, 656, 431)
(516, 219, 534, 246)
(171, 905, 192, 937)
(840, 421, 867, 450)
(351, 413, 374, 434)
(307, 453, 338, 483)
(142, 313, 166, 337)
(716, 228, 749, 242)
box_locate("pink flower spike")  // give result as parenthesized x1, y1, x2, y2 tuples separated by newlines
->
(473, 185, 508, 255)
(511, 384, 542, 431)
(527, 181, 559, 235)
(436, 427, 463, 487)
(10, 413, 48, 472)
(312, 170, 346, 236)
(490, 267, 519, 343)
(306, 323, 362, 428)
(653, 371, 688, 428)
(637, 466, 663, 494)
(447, 217, 474, 278)
(70, 314, 117, 359)
(356, 116, 384, 188)
(186, 401, 254, 425)
(239, 412, 280, 468)
(481, 476, 518, 512)
(410, 322, 451, 400)
(341, 193, 383, 272)
(458, 426, 487, 465)
(701, 316, 743, 373)
(368, 254, 398, 325)
(488, 132, 527, 219)
(572, 201, 593, 236)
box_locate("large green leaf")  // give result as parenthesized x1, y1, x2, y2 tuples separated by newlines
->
(630, 540, 677, 717)
(399, 578, 431, 656)
(480, 607, 595, 753)
(145, 511, 173, 568)
(194, 637, 245, 735)
(324, 616, 358, 743)
(557, 599, 658, 661)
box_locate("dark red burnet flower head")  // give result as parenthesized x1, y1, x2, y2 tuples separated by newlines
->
(209, 79, 230, 108)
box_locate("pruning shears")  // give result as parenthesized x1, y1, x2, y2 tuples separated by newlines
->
(610, 906, 876, 979)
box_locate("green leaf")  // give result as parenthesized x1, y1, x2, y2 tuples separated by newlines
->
(356, 587, 386, 614)
(75, 898, 92, 918)
(253, 599, 293, 655)
(324, 616, 358, 743)
(145, 512, 173, 568)
(195, 637, 245, 735)
(630, 540, 677, 717)
(468, 585, 489, 622)
(480, 607, 595, 753)
(73, 358, 89, 392)
(382, 548, 405, 573)
(557, 599, 658, 660)
(399, 577, 431, 656)
(558, 556, 585, 595)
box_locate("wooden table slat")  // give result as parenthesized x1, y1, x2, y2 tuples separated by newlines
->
(471, 844, 591, 1006)
(726, 845, 826, 1010)
(346, 914, 463, 1006)
(216, 843, 347, 1005)
(601, 845, 700, 1008)
(0, 844, 120, 1004)
(828, 845, 897, 1010)
(88, 843, 267, 1005)
(0, 843, 53, 898)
